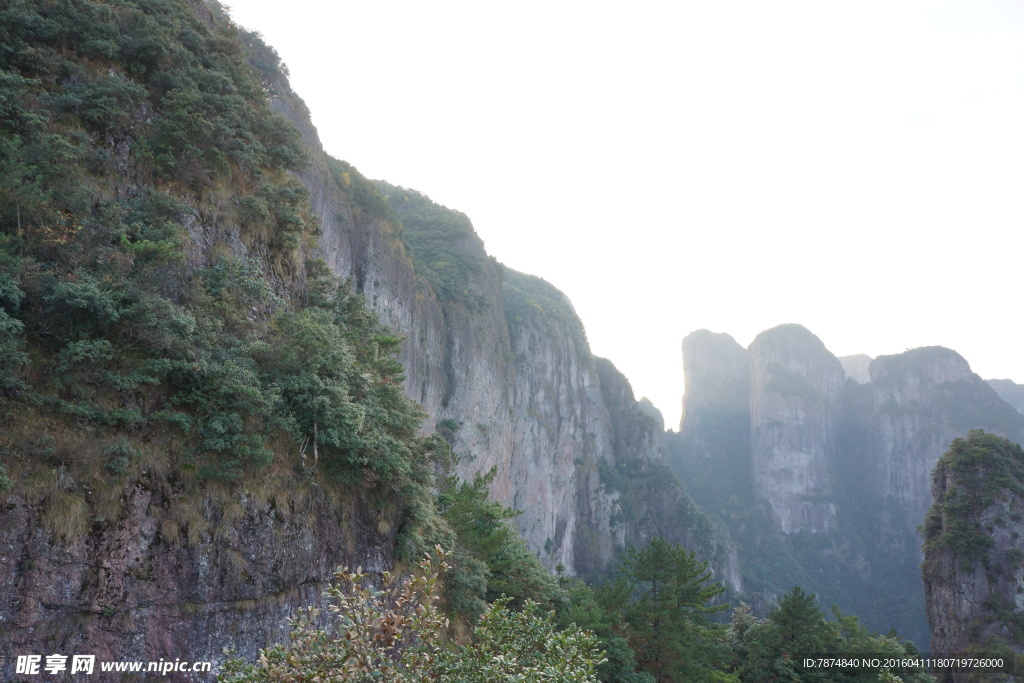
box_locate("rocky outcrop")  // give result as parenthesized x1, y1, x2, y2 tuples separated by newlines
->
(749, 325, 844, 534)
(673, 331, 752, 512)
(922, 431, 1024, 682)
(1, 484, 395, 680)
(679, 330, 749, 434)
(865, 348, 1024, 536)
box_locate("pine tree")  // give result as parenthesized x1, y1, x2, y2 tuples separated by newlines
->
(621, 538, 729, 682)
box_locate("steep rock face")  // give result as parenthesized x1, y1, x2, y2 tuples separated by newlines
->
(500, 272, 613, 573)
(988, 378, 1024, 415)
(1, 485, 395, 681)
(265, 50, 697, 577)
(866, 348, 1024, 536)
(671, 326, 1024, 644)
(674, 330, 752, 511)
(679, 330, 750, 433)
(922, 432, 1024, 682)
(748, 325, 844, 534)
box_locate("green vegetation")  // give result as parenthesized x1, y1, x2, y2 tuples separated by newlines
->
(728, 588, 932, 682)
(376, 181, 490, 310)
(922, 430, 1024, 569)
(436, 467, 566, 622)
(219, 547, 606, 682)
(0, 0, 453, 566)
(503, 267, 588, 345)
(620, 538, 730, 681)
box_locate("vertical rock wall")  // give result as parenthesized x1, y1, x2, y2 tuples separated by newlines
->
(267, 63, 705, 577)
(922, 432, 1024, 682)
(748, 325, 843, 534)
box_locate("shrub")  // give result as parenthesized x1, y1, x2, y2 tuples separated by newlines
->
(219, 547, 605, 682)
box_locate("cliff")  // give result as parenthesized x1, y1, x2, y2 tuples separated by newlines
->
(0, 0, 721, 676)
(669, 326, 1024, 645)
(748, 324, 844, 534)
(989, 378, 1024, 416)
(922, 431, 1024, 682)
(862, 348, 1024, 537)
(673, 330, 752, 513)
(2, 483, 396, 678)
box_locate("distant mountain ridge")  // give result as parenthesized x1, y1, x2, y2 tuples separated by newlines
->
(668, 325, 1024, 645)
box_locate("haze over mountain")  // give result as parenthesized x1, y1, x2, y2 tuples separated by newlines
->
(2, 1, 1023, 680)
(227, 0, 1024, 429)
(668, 326, 1024, 645)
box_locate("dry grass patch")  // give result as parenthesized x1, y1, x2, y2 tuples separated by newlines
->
(42, 490, 89, 545)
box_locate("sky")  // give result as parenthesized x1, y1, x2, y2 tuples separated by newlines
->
(226, 0, 1024, 429)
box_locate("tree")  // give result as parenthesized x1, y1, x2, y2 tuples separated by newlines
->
(620, 538, 729, 682)
(728, 591, 933, 683)
(218, 547, 605, 682)
(770, 586, 825, 648)
(437, 467, 563, 617)
(265, 308, 358, 464)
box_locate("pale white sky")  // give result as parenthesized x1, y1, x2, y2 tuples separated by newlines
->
(227, 0, 1024, 429)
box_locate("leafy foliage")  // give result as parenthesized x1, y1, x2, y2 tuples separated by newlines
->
(503, 268, 587, 344)
(377, 181, 490, 310)
(728, 590, 932, 682)
(922, 430, 1024, 568)
(437, 467, 565, 622)
(219, 547, 605, 682)
(620, 538, 729, 682)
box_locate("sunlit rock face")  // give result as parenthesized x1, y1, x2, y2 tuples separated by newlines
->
(748, 325, 844, 534)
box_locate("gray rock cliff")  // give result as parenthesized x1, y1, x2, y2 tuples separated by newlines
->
(749, 324, 843, 534)
(922, 431, 1024, 682)
(670, 327, 1024, 646)
(0, 2, 725, 677)
(263, 60, 688, 577)
(988, 378, 1024, 416)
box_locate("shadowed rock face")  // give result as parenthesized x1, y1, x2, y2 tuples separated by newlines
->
(674, 331, 753, 514)
(922, 433, 1024, 683)
(988, 378, 1024, 415)
(680, 330, 749, 433)
(865, 347, 1024, 536)
(749, 324, 844, 534)
(1, 485, 396, 680)
(672, 326, 1024, 645)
